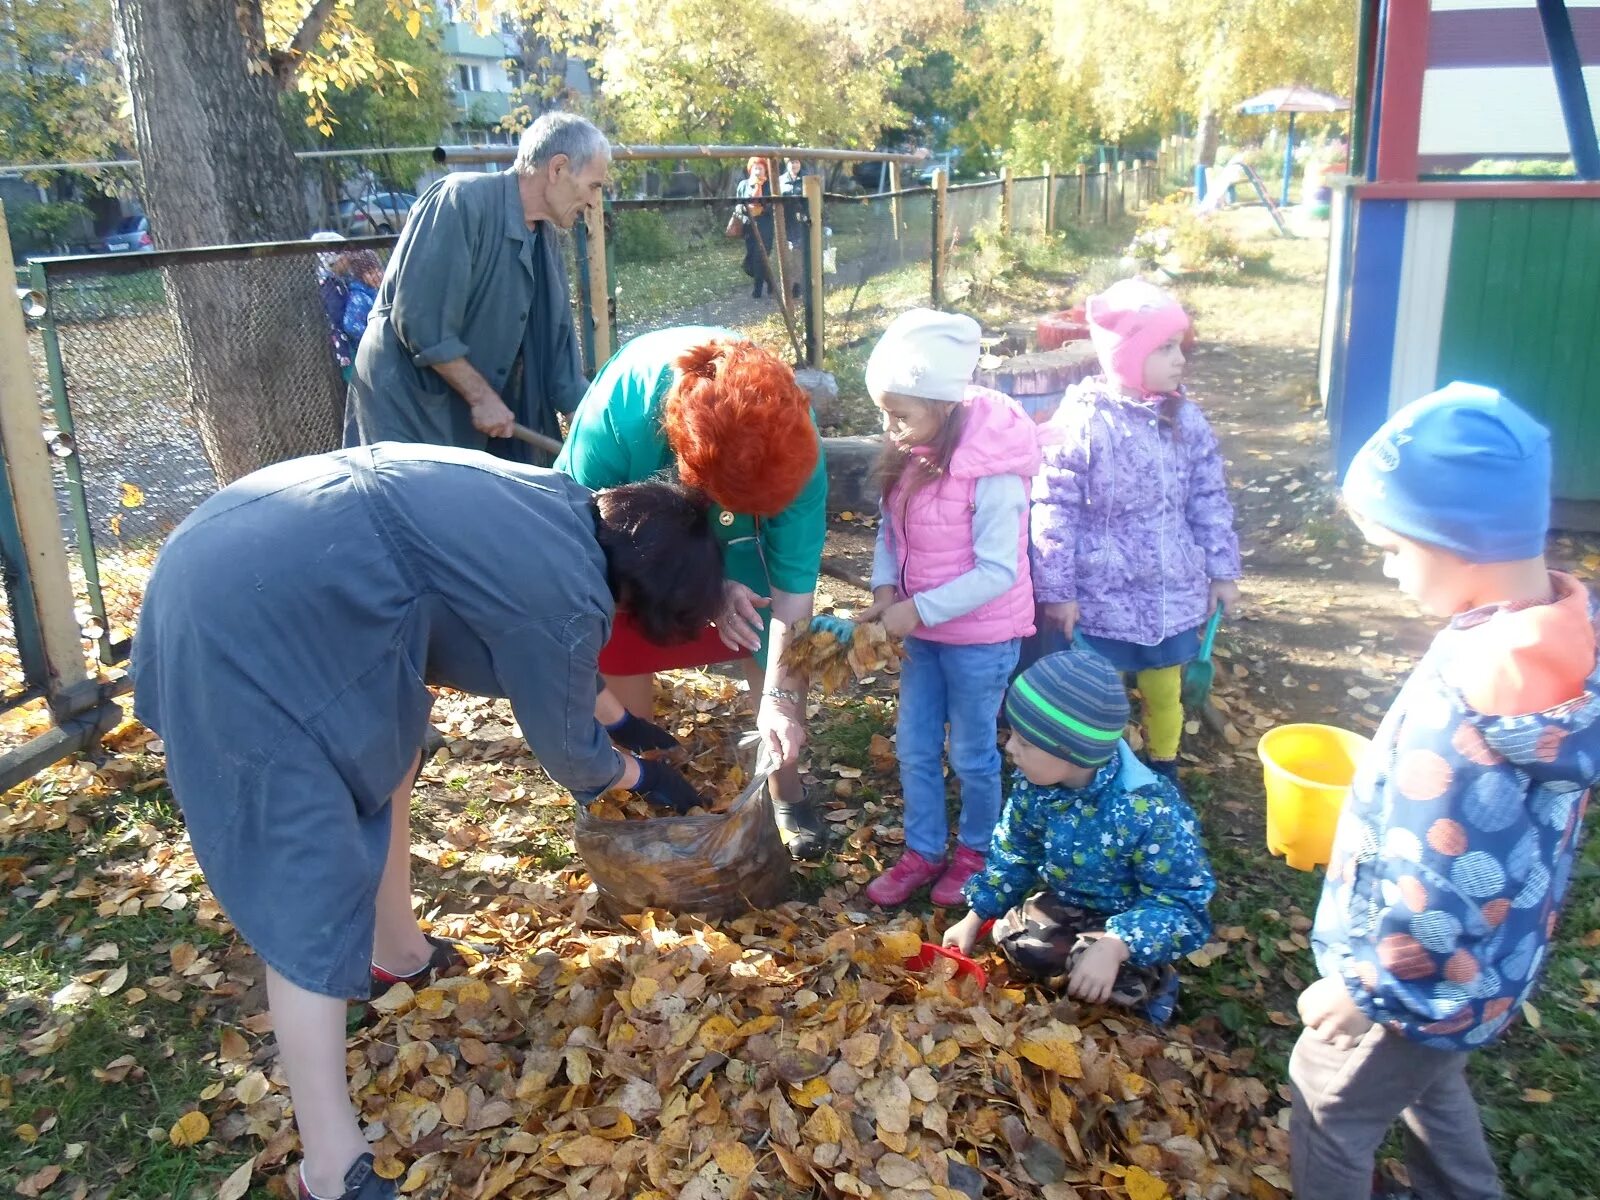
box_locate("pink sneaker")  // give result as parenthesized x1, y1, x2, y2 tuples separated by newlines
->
(930, 845, 987, 907)
(865, 849, 946, 907)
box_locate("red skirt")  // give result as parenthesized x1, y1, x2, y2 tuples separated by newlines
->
(598, 611, 743, 675)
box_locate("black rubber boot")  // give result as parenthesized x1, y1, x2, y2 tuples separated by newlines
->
(773, 795, 827, 861)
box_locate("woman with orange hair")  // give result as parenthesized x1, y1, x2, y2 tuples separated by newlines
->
(555, 326, 829, 858)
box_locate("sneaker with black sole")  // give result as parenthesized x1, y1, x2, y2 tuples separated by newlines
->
(299, 1153, 396, 1200)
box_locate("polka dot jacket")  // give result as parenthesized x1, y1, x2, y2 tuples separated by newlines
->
(1313, 584, 1600, 1050)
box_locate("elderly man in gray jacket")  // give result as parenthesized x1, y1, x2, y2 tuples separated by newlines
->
(343, 112, 609, 461)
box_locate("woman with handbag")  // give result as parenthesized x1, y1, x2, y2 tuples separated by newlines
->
(733, 157, 776, 299)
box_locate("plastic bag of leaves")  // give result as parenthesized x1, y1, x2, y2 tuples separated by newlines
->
(574, 736, 792, 919)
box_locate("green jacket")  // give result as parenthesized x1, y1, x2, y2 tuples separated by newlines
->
(343, 172, 586, 459)
(556, 327, 827, 651)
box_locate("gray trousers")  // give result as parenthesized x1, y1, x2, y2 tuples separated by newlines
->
(1290, 1025, 1503, 1200)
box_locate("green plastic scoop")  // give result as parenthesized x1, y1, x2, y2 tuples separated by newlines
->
(1182, 604, 1225, 710)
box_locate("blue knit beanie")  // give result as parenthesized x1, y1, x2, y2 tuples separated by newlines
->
(1342, 382, 1550, 564)
(1005, 650, 1130, 767)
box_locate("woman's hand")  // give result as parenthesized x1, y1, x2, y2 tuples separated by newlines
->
(1067, 934, 1129, 1005)
(942, 911, 987, 956)
(1297, 976, 1374, 1047)
(713, 581, 769, 654)
(758, 692, 806, 766)
(882, 599, 922, 639)
(854, 586, 898, 628)
(1208, 579, 1242, 617)
(1041, 601, 1079, 640)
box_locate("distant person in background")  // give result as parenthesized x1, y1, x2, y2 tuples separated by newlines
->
(310, 231, 356, 382)
(778, 157, 807, 301)
(734, 157, 775, 300)
(339, 251, 384, 353)
(342, 112, 610, 463)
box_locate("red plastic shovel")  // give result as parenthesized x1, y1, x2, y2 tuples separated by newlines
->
(905, 919, 995, 988)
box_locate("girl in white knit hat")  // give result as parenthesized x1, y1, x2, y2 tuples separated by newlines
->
(857, 309, 1043, 907)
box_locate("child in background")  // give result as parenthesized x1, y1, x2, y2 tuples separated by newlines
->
(858, 309, 1042, 907)
(1030, 279, 1241, 784)
(1292, 384, 1599, 1200)
(944, 650, 1214, 1023)
(339, 250, 384, 360)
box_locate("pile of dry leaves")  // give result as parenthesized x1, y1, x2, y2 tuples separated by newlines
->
(317, 888, 1291, 1200)
(780, 622, 904, 697)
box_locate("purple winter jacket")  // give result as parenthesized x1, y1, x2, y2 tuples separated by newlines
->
(1030, 378, 1240, 645)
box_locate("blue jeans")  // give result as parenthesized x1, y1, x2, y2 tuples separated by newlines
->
(896, 636, 1021, 860)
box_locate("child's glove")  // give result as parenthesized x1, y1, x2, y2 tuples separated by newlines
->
(604, 710, 680, 754)
(631, 757, 704, 814)
(809, 614, 856, 639)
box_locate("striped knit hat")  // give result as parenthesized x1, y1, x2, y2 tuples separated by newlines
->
(1005, 650, 1129, 767)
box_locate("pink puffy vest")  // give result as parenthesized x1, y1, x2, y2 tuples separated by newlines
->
(887, 387, 1041, 645)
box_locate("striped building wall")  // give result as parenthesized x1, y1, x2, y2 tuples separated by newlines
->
(1324, 194, 1600, 499)
(1421, 0, 1600, 169)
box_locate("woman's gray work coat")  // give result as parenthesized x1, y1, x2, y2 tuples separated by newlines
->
(131, 444, 623, 999)
(342, 171, 587, 458)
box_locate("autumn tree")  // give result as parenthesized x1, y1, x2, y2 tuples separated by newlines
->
(0, 0, 129, 170)
(109, 0, 440, 482)
(1051, 0, 1356, 170)
(512, 0, 962, 153)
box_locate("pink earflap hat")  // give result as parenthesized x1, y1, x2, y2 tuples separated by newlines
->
(1085, 279, 1191, 392)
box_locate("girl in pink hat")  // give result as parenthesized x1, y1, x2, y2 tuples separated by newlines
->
(1029, 279, 1242, 786)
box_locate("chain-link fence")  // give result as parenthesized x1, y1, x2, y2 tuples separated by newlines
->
(30, 238, 401, 670)
(607, 195, 805, 364)
(1014, 176, 1049, 236)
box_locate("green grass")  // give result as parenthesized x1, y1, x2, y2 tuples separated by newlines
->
(1180, 772, 1600, 1199)
(0, 785, 257, 1199)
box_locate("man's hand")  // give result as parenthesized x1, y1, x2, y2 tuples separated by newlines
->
(713, 581, 769, 654)
(942, 911, 987, 956)
(1067, 935, 1129, 1004)
(469, 394, 516, 439)
(1209, 579, 1242, 617)
(1041, 601, 1080, 640)
(882, 598, 922, 639)
(1297, 975, 1374, 1047)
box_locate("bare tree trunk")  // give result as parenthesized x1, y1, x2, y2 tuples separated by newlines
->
(1195, 107, 1222, 169)
(112, 0, 343, 484)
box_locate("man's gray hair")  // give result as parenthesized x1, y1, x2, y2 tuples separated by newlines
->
(513, 112, 611, 175)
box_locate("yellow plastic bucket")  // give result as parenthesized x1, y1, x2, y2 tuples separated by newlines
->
(1257, 724, 1372, 871)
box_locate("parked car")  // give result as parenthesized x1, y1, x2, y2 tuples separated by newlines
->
(96, 215, 153, 254)
(336, 192, 417, 236)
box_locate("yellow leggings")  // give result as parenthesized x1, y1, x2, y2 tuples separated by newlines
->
(1135, 666, 1183, 761)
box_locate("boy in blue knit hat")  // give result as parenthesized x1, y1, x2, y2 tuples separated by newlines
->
(943, 649, 1214, 1022)
(1292, 383, 1600, 1199)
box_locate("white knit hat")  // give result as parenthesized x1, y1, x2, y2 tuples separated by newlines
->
(864, 308, 981, 404)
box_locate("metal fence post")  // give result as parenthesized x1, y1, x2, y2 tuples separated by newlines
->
(931, 168, 948, 308)
(1043, 161, 1055, 232)
(584, 202, 611, 369)
(28, 263, 114, 665)
(1077, 164, 1088, 219)
(0, 219, 92, 715)
(1101, 164, 1112, 222)
(1000, 166, 1014, 235)
(803, 174, 825, 368)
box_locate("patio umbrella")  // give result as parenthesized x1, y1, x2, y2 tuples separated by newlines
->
(1236, 85, 1351, 206)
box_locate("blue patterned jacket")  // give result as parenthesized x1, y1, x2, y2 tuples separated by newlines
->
(1314, 575, 1600, 1050)
(965, 742, 1215, 966)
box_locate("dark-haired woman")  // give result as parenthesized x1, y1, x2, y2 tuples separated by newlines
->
(556, 326, 829, 860)
(131, 443, 723, 1200)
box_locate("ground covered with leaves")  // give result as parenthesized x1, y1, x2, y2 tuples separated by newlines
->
(2, 208, 1597, 1200)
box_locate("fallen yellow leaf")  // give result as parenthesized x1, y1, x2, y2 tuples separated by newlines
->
(168, 1109, 209, 1148)
(1126, 1165, 1171, 1200)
